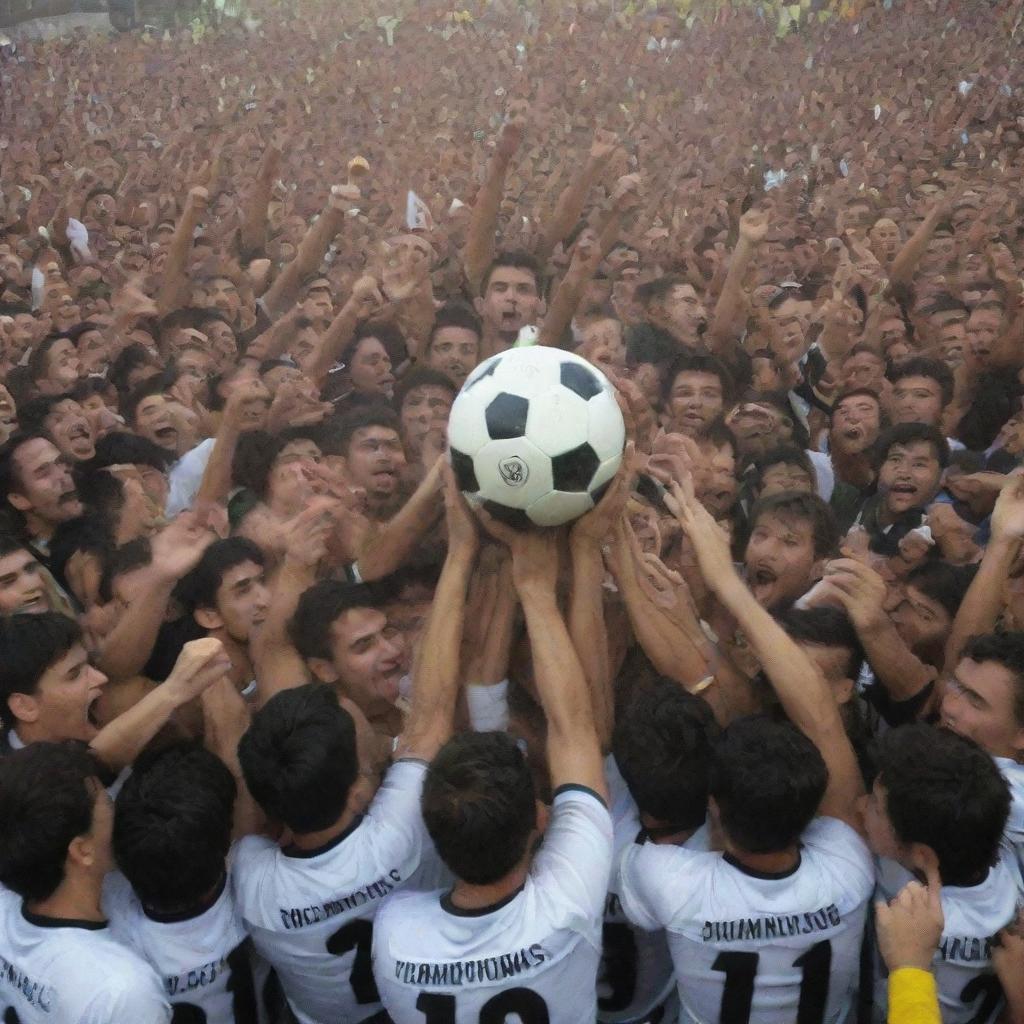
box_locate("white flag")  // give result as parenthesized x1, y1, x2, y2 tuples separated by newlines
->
(406, 190, 433, 231)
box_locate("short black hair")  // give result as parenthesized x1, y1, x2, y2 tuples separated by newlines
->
(0, 742, 99, 901)
(393, 366, 456, 415)
(777, 606, 865, 682)
(612, 679, 719, 829)
(905, 561, 976, 620)
(328, 405, 401, 458)
(960, 632, 1024, 728)
(0, 613, 82, 730)
(98, 537, 152, 605)
(428, 303, 482, 348)
(238, 683, 358, 834)
(91, 431, 170, 473)
(422, 730, 536, 885)
(114, 742, 235, 915)
(873, 423, 949, 472)
(710, 717, 828, 853)
(26, 335, 72, 384)
(481, 250, 543, 297)
(662, 351, 735, 407)
(750, 445, 815, 492)
(231, 430, 285, 500)
(635, 274, 690, 309)
(122, 374, 168, 428)
(178, 538, 265, 613)
(290, 581, 379, 663)
(888, 357, 954, 408)
(876, 724, 1009, 886)
(17, 393, 72, 435)
(108, 342, 158, 396)
(747, 491, 840, 560)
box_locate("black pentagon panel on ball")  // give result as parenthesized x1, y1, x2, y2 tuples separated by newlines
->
(449, 448, 479, 493)
(559, 361, 602, 401)
(550, 443, 600, 492)
(463, 358, 499, 391)
(485, 392, 530, 440)
(481, 500, 532, 531)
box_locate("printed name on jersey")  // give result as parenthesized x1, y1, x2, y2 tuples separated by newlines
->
(0, 956, 54, 1013)
(701, 903, 841, 943)
(279, 868, 403, 930)
(165, 955, 230, 997)
(937, 934, 995, 964)
(392, 944, 549, 988)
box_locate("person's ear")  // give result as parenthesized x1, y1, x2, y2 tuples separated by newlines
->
(810, 557, 827, 583)
(536, 296, 547, 319)
(907, 842, 941, 884)
(309, 657, 340, 685)
(7, 692, 39, 725)
(832, 676, 855, 706)
(193, 607, 223, 632)
(7, 491, 31, 513)
(1012, 723, 1024, 764)
(67, 833, 97, 872)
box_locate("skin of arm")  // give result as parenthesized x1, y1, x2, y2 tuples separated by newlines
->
(91, 638, 231, 772)
(888, 199, 948, 287)
(708, 207, 768, 345)
(193, 380, 264, 508)
(156, 186, 208, 316)
(239, 145, 281, 262)
(396, 466, 477, 762)
(668, 477, 865, 829)
(463, 118, 523, 296)
(303, 276, 383, 384)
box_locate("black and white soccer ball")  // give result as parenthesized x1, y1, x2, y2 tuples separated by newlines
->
(447, 346, 626, 528)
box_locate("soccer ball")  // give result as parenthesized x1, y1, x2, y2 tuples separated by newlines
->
(447, 346, 626, 528)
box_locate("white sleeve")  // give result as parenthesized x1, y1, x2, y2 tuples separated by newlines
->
(531, 786, 613, 934)
(82, 968, 172, 1024)
(165, 438, 216, 517)
(617, 839, 705, 932)
(363, 758, 429, 863)
(466, 680, 509, 732)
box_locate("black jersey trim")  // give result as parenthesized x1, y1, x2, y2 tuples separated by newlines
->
(552, 783, 608, 809)
(284, 814, 364, 859)
(143, 873, 227, 923)
(441, 884, 526, 917)
(22, 906, 107, 930)
(723, 850, 802, 880)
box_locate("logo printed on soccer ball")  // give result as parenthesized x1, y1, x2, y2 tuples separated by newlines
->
(498, 456, 529, 487)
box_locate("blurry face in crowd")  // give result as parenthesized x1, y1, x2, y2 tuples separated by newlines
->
(966, 307, 1002, 365)
(8, 438, 83, 529)
(830, 393, 881, 456)
(578, 318, 626, 371)
(43, 398, 95, 462)
(697, 441, 737, 518)
(744, 511, 820, 610)
(349, 337, 395, 398)
(343, 426, 406, 499)
(727, 402, 793, 459)
(476, 266, 543, 338)
(203, 320, 238, 369)
(426, 326, 479, 387)
(177, 347, 214, 384)
(767, 297, 810, 365)
(759, 462, 813, 497)
(195, 560, 270, 645)
(937, 320, 966, 369)
(891, 375, 944, 427)
(868, 218, 901, 263)
(132, 394, 181, 455)
(889, 584, 951, 663)
(877, 441, 942, 520)
(290, 327, 321, 373)
(400, 385, 453, 456)
(0, 547, 49, 614)
(941, 657, 1024, 761)
(841, 351, 886, 394)
(75, 329, 109, 376)
(39, 339, 81, 395)
(655, 284, 706, 342)
(202, 277, 241, 322)
(666, 371, 724, 438)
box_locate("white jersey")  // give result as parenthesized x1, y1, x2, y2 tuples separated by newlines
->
(995, 756, 1024, 888)
(618, 816, 873, 1024)
(372, 785, 613, 1024)
(600, 756, 679, 1024)
(0, 885, 171, 1024)
(232, 758, 428, 1024)
(874, 855, 1019, 1024)
(104, 867, 266, 1024)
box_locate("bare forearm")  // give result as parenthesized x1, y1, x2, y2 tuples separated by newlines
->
(90, 686, 179, 772)
(355, 480, 443, 581)
(194, 421, 242, 508)
(307, 300, 360, 383)
(156, 200, 201, 315)
(946, 537, 1019, 668)
(539, 158, 601, 261)
(709, 236, 754, 341)
(569, 538, 613, 751)
(253, 558, 315, 703)
(240, 147, 281, 259)
(464, 152, 512, 294)
(263, 206, 345, 319)
(890, 209, 942, 286)
(857, 617, 935, 703)
(539, 263, 592, 347)
(96, 572, 175, 681)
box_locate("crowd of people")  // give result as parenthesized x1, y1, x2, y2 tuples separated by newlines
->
(2, 0, 1024, 1021)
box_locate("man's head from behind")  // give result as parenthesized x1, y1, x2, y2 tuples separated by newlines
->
(866, 724, 1009, 886)
(422, 730, 537, 885)
(613, 680, 719, 831)
(710, 716, 828, 854)
(114, 742, 235, 915)
(238, 683, 358, 835)
(0, 742, 110, 903)
(0, 613, 106, 743)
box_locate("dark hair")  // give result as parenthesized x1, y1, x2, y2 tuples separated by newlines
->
(0, 533, 31, 560)
(341, 321, 406, 371)
(238, 683, 358, 834)
(98, 538, 152, 605)
(26, 335, 72, 384)
(662, 351, 735, 407)
(231, 430, 285, 500)
(876, 724, 1009, 886)
(888, 357, 954, 408)
(92, 432, 169, 472)
(710, 717, 827, 853)
(919, 293, 969, 319)
(777, 607, 865, 682)
(750, 445, 815, 492)
(17, 393, 71, 435)
(960, 633, 1024, 728)
(290, 581, 379, 663)
(114, 743, 235, 914)
(329, 405, 401, 458)
(393, 366, 456, 415)
(70, 377, 113, 405)
(73, 466, 128, 520)
(428, 303, 482, 348)
(635, 274, 690, 309)
(178, 538, 265, 613)
(421, 730, 536, 885)
(0, 742, 99, 901)
(873, 423, 949, 472)
(481, 250, 543, 297)
(122, 375, 169, 429)
(747, 491, 840, 560)
(830, 388, 883, 425)
(905, 562, 977, 620)
(108, 342, 158, 396)
(612, 680, 719, 829)
(0, 613, 82, 730)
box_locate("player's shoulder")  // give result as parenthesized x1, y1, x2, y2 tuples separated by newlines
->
(375, 886, 438, 934)
(802, 817, 873, 869)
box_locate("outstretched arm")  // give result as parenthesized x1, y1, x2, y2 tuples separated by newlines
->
(239, 145, 281, 262)
(708, 207, 768, 344)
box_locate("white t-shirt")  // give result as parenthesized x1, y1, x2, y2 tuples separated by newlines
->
(104, 867, 266, 1024)
(874, 854, 1019, 1024)
(166, 437, 216, 518)
(995, 756, 1024, 888)
(232, 758, 428, 1024)
(0, 885, 171, 1024)
(618, 816, 874, 1024)
(372, 785, 614, 1024)
(600, 756, 679, 1024)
